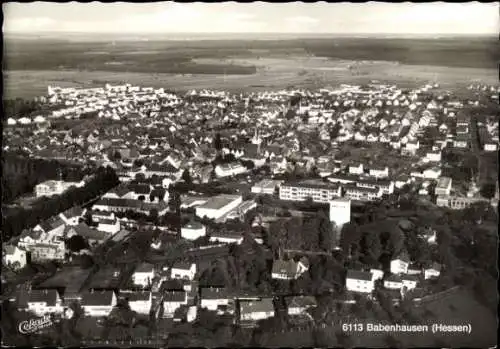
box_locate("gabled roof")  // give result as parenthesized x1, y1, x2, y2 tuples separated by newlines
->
(172, 261, 194, 271)
(163, 291, 186, 302)
(121, 291, 151, 302)
(60, 206, 85, 219)
(240, 298, 274, 315)
(27, 289, 59, 306)
(81, 290, 115, 306)
(135, 263, 155, 274)
(346, 270, 373, 281)
(272, 259, 298, 276)
(200, 287, 230, 300)
(385, 274, 402, 283)
(39, 216, 65, 233)
(71, 223, 107, 240)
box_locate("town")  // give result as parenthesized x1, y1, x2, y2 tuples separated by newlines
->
(2, 80, 499, 347)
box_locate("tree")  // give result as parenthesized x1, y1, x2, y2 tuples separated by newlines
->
(214, 133, 222, 152)
(318, 210, 334, 251)
(67, 235, 88, 252)
(138, 195, 145, 201)
(480, 182, 496, 199)
(181, 169, 193, 185)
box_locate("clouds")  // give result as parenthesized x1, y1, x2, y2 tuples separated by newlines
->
(2, 2, 498, 35)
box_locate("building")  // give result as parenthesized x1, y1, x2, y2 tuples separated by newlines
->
(425, 151, 442, 162)
(286, 296, 317, 316)
(180, 221, 207, 241)
(435, 177, 452, 196)
(424, 263, 442, 280)
(370, 269, 384, 281)
(279, 180, 342, 203)
(3, 245, 28, 270)
(436, 195, 490, 210)
(271, 258, 309, 280)
(401, 275, 418, 291)
(369, 166, 389, 178)
(239, 298, 275, 322)
(132, 263, 155, 287)
(329, 198, 351, 229)
(484, 142, 498, 152)
(251, 179, 283, 195)
(348, 163, 364, 175)
(28, 242, 66, 262)
(163, 291, 188, 317)
(170, 262, 197, 281)
(195, 194, 243, 220)
(390, 252, 410, 274)
(384, 275, 403, 289)
(26, 289, 64, 316)
(96, 218, 121, 235)
(200, 287, 231, 311)
(345, 270, 374, 293)
(35, 180, 84, 197)
(356, 179, 395, 195)
(214, 163, 247, 178)
(81, 290, 117, 317)
(343, 184, 383, 201)
(122, 291, 152, 315)
(59, 206, 86, 226)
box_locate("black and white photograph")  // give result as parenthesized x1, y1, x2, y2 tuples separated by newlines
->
(1, 1, 498, 348)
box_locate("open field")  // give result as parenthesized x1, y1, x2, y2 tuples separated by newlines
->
(4, 57, 498, 99)
(3, 36, 498, 99)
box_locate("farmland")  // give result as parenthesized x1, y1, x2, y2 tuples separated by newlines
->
(3, 36, 499, 99)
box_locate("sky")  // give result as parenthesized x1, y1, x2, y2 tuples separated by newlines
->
(3, 2, 499, 36)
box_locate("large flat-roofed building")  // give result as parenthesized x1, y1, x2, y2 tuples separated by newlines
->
(435, 176, 452, 196)
(279, 180, 342, 203)
(251, 179, 283, 195)
(436, 195, 490, 210)
(195, 194, 243, 220)
(343, 184, 383, 201)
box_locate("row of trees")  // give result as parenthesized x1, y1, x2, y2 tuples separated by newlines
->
(2, 166, 120, 241)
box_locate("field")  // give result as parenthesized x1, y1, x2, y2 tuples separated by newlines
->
(3, 37, 499, 99)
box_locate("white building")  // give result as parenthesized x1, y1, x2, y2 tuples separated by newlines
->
(424, 263, 442, 280)
(279, 180, 342, 203)
(435, 177, 452, 196)
(286, 296, 317, 316)
(425, 151, 442, 162)
(423, 167, 442, 180)
(35, 180, 84, 197)
(390, 253, 410, 274)
(122, 291, 152, 315)
(369, 166, 389, 178)
(401, 275, 418, 291)
(271, 258, 309, 280)
(180, 221, 207, 240)
(200, 287, 231, 311)
(132, 263, 155, 287)
(26, 290, 64, 316)
(348, 163, 364, 175)
(214, 163, 247, 178)
(329, 198, 351, 229)
(370, 269, 384, 281)
(170, 262, 197, 281)
(163, 291, 188, 317)
(3, 245, 28, 270)
(209, 231, 244, 245)
(239, 298, 275, 322)
(484, 142, 498, 152)
(81, 291, 117, 317)
(345, 270, 374, 293)
(195, 194, 243, 220)
(96, 218, 121, 235)
(251, 179, 283, 195)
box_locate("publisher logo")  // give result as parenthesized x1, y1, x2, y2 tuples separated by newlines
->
(18, 315, 54, 334)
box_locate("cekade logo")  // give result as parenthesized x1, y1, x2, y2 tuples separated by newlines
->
(18, 315, 54, 334)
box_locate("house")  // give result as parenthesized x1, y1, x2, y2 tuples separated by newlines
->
(390, 252, 410, 274)
(401, 275, 418, 291)
(484, 142, 498, 152)
(59, 206, 86, 226)
(344, 184, 383, 201)
(3, 245, 28, 270)
(239, 298, 275, 322)
(162, 291, 188, 317)
(423, 167, 441, 180)
(435, 176, 452, 196)
(345, 270, 374, 293)
(370, 269, 384, 281)
(180, 221, 207, 241)
(121, 291, 152, 315)
(81, 290, 117, 317)
(214, 163, 247, 178)
(369, 166, 389, 179)
(96, 218, 121, 235)
(395, 176, 411, 189)
(27, 242, 66, 262)
(66, 223, 108, 246)
(286, 296, 317, 316)
(424, 263, 442, 280)
(348, 163, 364, 175)
(279, 180, 342, 203)
(132, 263, 155, 287)
(251, 179, 283, 195)
(425, 151, 442, 162)
(35, 180, 84, 197)
(26, 289, 64, 316)
(199, 287, 231, 311)
(384, 275, 403, 289)
(170, 262, 197, 281)
(271, 258, 309, 280)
